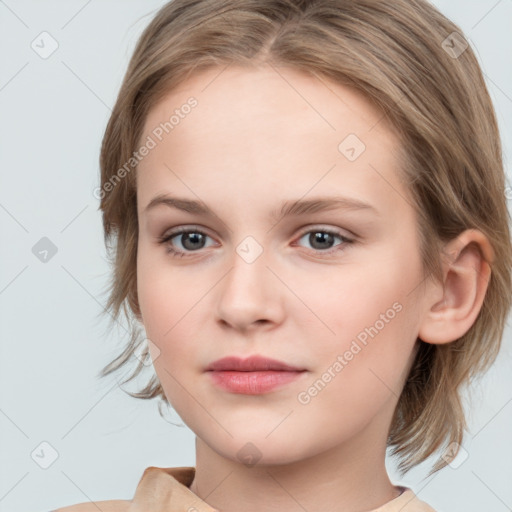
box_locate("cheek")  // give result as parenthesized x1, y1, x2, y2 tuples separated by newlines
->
(293, 282, 418, 440)
(297, 257, 411, 336)
(137, 259, 197, 404)
(301, 246, 421, 380)
(137, 245, 190, 331)
(136, 246, 207, 373)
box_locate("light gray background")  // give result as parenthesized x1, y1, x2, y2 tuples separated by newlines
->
(1, 1, 511, 511)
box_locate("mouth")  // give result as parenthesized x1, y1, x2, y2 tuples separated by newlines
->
(206, 355, 307, 394)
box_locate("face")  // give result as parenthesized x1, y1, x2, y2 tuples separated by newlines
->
(136, 64, 427, 465)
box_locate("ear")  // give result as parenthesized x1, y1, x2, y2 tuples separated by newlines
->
(418, 229, 494, 345)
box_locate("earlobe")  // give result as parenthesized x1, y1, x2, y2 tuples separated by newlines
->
(418, 229, 493, 345)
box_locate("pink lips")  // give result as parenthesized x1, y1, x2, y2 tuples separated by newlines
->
(206, 355, 307, 394)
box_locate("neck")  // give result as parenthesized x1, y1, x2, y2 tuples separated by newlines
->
(189, 414, 400, 512)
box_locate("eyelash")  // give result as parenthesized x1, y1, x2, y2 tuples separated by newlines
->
(157, 226, 355, 259)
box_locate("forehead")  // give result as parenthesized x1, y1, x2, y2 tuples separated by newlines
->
(142, 64, 394, 141)
(137, 64, 409, 219)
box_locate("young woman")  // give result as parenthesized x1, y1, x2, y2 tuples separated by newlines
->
(56, 0, 511, 510)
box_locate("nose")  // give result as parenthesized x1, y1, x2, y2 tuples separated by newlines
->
(215, 244, 285, 332)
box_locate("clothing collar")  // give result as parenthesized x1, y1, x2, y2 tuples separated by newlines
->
(128, 466, 218, 512)
(128, 466, 432, 512)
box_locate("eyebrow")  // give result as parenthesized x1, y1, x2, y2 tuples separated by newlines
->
(143, 193, 378, 221)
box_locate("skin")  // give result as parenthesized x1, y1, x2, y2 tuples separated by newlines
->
(134, 64, 492, 512)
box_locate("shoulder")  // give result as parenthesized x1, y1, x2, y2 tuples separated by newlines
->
(394, 489, 437, 512)
(53, 499, 131, 512)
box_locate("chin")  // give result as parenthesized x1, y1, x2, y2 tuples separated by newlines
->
(202, 432, 312, 468)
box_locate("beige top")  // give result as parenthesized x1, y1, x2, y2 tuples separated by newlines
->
(54, 466, 437, 512)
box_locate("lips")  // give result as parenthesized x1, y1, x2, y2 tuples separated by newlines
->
(206, 355, 307, 394)
(206, 355, 305, 372)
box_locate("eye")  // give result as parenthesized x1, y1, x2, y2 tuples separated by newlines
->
(293, 227, 354, 255)
(157, 227, 216, 258)
(157, 226, 355, 259)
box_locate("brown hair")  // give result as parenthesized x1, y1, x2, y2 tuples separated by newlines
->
(97, 0, 512, 476)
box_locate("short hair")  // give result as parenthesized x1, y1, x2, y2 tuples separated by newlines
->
(97, 0, 512, 476)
